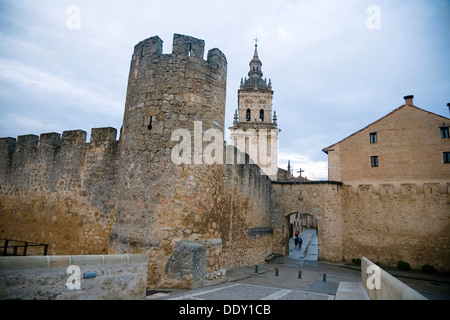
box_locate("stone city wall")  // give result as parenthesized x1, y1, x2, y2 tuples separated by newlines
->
(220, 151, 273, 270)
(342, 183, 450, 271)
(0, 128, 118, 255)
(271, 181, 450, 272)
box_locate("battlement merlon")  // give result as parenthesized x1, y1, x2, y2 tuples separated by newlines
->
(0, 128, 119, 174)
(0, 128, 118, 150)
(90, 127, 117, 145)
(172, 33, 205, 58)
(131, 34, 227, 70)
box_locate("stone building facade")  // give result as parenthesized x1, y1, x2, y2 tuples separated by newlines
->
(1, 34, 449, 293)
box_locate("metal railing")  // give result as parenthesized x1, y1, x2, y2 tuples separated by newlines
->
(1, 239, 49, 256)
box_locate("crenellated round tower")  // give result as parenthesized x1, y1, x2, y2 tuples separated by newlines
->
(110, 34, 228, 287)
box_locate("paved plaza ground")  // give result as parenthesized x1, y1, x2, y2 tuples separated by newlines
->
(147, 229, 450, 301)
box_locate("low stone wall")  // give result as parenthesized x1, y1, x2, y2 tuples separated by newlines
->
(361, 256, 427, 300)
(0, 254, 148, 300)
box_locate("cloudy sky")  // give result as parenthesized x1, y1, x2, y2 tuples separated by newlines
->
(0, 0, 449, 180)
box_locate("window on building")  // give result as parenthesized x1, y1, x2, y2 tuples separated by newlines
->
(371, 156, 379, 167)
(440, 127, 449, 139)
(259, 109, 264, 122)
(370, 132, 378, 144)
(444, 152, 450, 164)
(246, 109, 251, 121)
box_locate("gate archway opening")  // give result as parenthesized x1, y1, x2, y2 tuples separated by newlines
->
(285, 212, 319, 260)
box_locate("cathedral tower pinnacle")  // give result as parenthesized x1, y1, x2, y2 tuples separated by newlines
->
(229, 40, 280, 179)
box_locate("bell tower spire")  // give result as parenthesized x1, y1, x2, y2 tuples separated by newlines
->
(249, 38, 263, 79)
(229, 39, 280, 180)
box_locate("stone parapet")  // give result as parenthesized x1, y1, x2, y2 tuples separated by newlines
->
(361, 256, 427, 300)
(0, 254, 148, 300)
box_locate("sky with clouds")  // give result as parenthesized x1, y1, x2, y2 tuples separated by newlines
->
(0, 0, 449, 180)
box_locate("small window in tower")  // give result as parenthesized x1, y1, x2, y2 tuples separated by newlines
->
(370, 132, 377, 143)
(371, 156, 379, 167)
(246, 109, 251, 121)
(440, 127, 449, 139)
(259, 109, 264, 122)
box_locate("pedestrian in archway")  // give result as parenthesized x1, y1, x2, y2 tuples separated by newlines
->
(298, 236, 303, 249)
(294, 231, 299, 247)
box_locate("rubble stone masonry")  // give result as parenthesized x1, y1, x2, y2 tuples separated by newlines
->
(0, 128, 118, 255)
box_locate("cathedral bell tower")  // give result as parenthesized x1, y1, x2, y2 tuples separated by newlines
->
(229, 40, 280, 179)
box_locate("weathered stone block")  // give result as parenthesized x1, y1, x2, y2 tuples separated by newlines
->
(165, 241, 206, 287)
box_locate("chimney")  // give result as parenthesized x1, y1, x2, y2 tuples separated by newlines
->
(403, 95, 414, 106)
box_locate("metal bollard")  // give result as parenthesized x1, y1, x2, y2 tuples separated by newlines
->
(298, 270, 302, 279)
(323, 273, 327, 282)
(255, 265, 259, 273)
(275, 268, 279, 276)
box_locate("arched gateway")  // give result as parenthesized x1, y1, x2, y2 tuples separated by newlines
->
(271, 181, 344, 262)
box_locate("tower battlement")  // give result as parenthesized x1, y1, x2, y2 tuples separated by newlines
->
(131, 34, 226, 74)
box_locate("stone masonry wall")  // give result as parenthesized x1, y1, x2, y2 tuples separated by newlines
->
(0, 128, 118, 255)
(221, 151, 273, 269)
(342, 183, 450, 271)
(271, 181, 450, 272)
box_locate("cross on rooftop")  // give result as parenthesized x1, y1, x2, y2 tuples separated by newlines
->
(297, 168, 304, 177)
